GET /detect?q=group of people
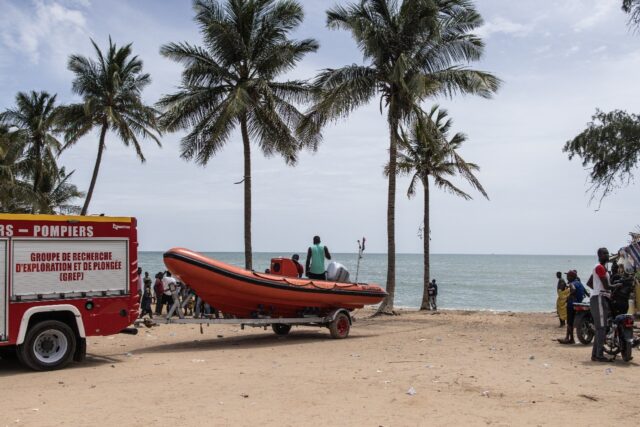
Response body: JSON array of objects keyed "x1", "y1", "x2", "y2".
[
  {"x1": 555, "y1": 247, "x2": 636, "y2": 362},
  {"x1": 555, "y1": 269, "x2": 588, "y2": 344},
  {"x1": 136, "y1": 267, "x2": 216, "y2": 319}
]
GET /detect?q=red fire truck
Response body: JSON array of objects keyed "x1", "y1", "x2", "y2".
[{"x1": 0, "y1": 213, "x2": 140, "y2": 370}]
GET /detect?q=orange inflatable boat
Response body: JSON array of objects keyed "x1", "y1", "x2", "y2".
[{"x1": 163, "y1": 248, "x2": 387, "y2": 318}]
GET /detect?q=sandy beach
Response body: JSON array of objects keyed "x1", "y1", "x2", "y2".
[{"x1": 1, "y1": 309, "x2": 637, "y2": 426}]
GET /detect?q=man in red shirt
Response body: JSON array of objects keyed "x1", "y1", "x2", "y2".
[
  {"x1": 586, "y1": 247, "x2": 613, "y2": 362},
  {"x1": 292, "y1": 254, "x2": 304, "y2": 278}
]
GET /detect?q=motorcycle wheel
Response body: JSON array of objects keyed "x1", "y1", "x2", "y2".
[{"x1": 575, "y1": 314, "x2": 594, "y2": 345}]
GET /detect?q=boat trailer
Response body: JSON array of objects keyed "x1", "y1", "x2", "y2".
[{"x1": 135, "y1": 291, "x2": 354, "y2": 339}]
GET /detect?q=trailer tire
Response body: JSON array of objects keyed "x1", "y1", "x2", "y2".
[
  {"x1": 18, "y1": 320, "x2": 76, "y2": 371},
  {"x1": 329, "y1": 313, "x2": 350, "y2": 339},
  {"x1": 272, "y1": 324, "x2": 292, "y2": 336}
]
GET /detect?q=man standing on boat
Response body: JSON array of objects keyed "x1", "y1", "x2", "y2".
[{"x1": 306, "y1": 236, "x2": 331, "y2": 280}]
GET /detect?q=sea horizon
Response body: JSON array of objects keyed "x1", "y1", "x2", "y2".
[
  {"x1": 140, "y1": 250, "x2": 597, "y2": 257},
  {"x1": 138, "y1": 252, "x2": 597, "y2": 313}
]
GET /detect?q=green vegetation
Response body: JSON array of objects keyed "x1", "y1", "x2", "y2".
[
  {"x1": 395, "y1": 106, "x2": 487, "y2": 309},
  {"x1": 623, "y1": 0, "x2": 640, "y2": 27},
  {"x1": 1, "y1": 1, "x2": 502, "y2": 312},
  {"x1": 158, "y1": 0, "x2": 318, "y2": 270},
  {"x1": 564, "y1": 110, "x2": 640, "y2": 203},
  {"x1": 564, "y1": 2, "x2": 640, "y2": 204},
  {"x1": 0, "y1": 92, "x2": 84, "y2": 214},
  {"x1": 59, "y1": 37, "x2": 161, "y2": 216},
  {"x1": 301, "y1": 0, "x2": 500, "y2": 313}
]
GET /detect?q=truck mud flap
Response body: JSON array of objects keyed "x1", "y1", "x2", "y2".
[{"x1": 74, "y1": 338, "x2": 86, "y2": 362}]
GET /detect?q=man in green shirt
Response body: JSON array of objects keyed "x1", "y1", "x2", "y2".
[{"x1": 305, "y1": 235, "x2": 332, "y2": 280}]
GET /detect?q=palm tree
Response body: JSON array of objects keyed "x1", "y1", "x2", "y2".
[
  {"x1": 0, "y1": 124, "x2": 82, "y2": 214},
  {"x1": 59, "y1": 37, "x2": 161, "y2": 215},
  {"x1": 158, "y1": 0, "x2": 319, "y2": 270},
  {"x1": 300, "y1": 0, "x2": 500, "y2": 313},
  {"x1": 623, "y1": 0, "x2": 640, "y2": 27},
  {"x1": 0, "y1": 125, "x2": 31, "y2": 213},
  {"x1": 0, "y1": 91, "x2": 62, "y2": 200},
  {"x1": 35, "y1": 167, "x2": 85, "y2": 215},
  {"x1": 395, "y1": 106, "x2": 487, "y2": 309}
]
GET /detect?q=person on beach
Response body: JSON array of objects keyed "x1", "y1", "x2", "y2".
[
  {"x1": 154, "y1": 272, "x2": 165, "y2": 315},
  {"x1": 137, "y1": 267, "x2": 143, "y2": 297},
  {"x1": 162, "y1": 271, "x2": 177, "y2": 314},
  {"x1": 558, "y1": 270, "x2": 586, "y2": 344},
  {"x1": 556, "y1": 271, "x2": 568, "y2": 327},
  {"x1": 143, "y1": 271, "x2": 152, "y2": 289},
  {"x1": 194, "y1": 293, "x2": 212, "y2": 319},
  {"x1": 586, "y1": 247, "x2": 614, "y2": 362},
  {"x1": 291, "y1": 254, "x2": 304, "y2": 278},
  {"x1": 139, "y1": 283, "x2": 153, "y2": 319},
  {"x1": 305, "y1": 236, "x2": 331, "y2": 280},
  {"x1": 609, "y1": 262, "x2": 634, "y2": 316},
  {"x1": 427, "y1": 279, "x2": 438, "y2": 310}
]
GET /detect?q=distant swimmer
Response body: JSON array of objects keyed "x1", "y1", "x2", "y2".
[{"x1": 305, "y1": 235, "x2": 331, "y2": 280}]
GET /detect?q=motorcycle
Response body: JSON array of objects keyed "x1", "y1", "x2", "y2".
[
  {"x1": 607, "y1": 314, "x2": 635, "y2": 362},
  {"x1": 573, "y1": 301, "x2": 594, "y2": 345},
  {"x1": 574, "y1": 270, "x2": 633, "y2": 342},
  {"x1": 573, "y1": 302, "x2": 636, "y2": 360}
]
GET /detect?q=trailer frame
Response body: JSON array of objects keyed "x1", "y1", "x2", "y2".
[{"x1": 136, "y1": 289, "x2": 354, "y2": 339}]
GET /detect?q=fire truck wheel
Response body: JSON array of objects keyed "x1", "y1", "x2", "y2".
[{"x1": 19, "y1": 320, "x2": 77, "y2": 371}]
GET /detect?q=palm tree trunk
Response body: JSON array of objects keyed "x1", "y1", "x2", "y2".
[
  {"x1": 31, "y1": 138, "x2": 42, "y2": 213},
  {"x1": 81, "y1": 122, "x2": 108, "y2": 216},
  {"x1": 420, "y1": 176, "x2": 431, "y2": 310},
  {"x1": 377, "y1": 111, "x2": 398, "y2": 314},
  {"x1": 33, "y1": 138, "x2": 42, "y2": 193},
  {"x1": 240, "y1": 114, "x2": 253, "y2": 271}
]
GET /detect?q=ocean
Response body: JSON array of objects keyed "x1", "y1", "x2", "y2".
[{"x1": 139, "y1": 252, "x2": 597, "y2": 312}]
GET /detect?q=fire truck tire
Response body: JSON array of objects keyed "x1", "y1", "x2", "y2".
[{"x1": 19, "y1": 320, "x2": 77, "y2": 371}]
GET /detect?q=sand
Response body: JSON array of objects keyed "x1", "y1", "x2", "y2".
[{"x1": 0, "y1": 309, "x2": 638, "y2": 426}]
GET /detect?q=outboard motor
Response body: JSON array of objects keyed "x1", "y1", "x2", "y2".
[{"x1": 326, "y1": 262, "x2": 350, "y2": 283}]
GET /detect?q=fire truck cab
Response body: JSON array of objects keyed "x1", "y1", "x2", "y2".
[{"x1": 0, "y1": 214, "x2": 140, "y2": 370}]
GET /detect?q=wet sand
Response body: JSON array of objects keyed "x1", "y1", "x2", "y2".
[{"x1": 0, "y1": 309, "x2": 638, "y2": 426}]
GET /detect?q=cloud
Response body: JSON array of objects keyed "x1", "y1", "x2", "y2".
[
  {"x1": 0, "y1": 0, "x2": 90, "y2": 64},
  {"x1": 476, "y1": 17, "x2": 533, "y2": 38},
  {"x1": 565, "y1": 45, "x2": 581, "y2": 56},
  {"x1": 573, "y1": 1, "x2": 617, "y2": 32},
  {"x1": 534, "y1": 44, "x2": 552, "y2": 55},
  {"x1": 592, "y1": 45, "x2": 608, "y2": 54}
]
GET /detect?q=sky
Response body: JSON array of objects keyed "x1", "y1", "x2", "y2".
[{"x1": 1, "y1": 0, "x2": 639, "y2": 255}]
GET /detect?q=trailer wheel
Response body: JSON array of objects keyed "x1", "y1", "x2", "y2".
[
  {"x1": 329, "y1": 313, "x2": 350, "y2": 339},
  {"x1": 18, "y1": 320, "x2": 76, "y2": 371},
  {"x1": 272, "y1": 324, "x2": 292, "y2": 336}
]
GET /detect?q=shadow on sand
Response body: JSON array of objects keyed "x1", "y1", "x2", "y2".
[
  {"x1": 0, "y1": 352, "x2": 123, "y2": 376},
  {"x1": 131, "y1": 329, "x2": 373, "y2": 355}
]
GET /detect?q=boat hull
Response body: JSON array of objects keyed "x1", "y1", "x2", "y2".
[{"x1": 163, "y1": 248, "x2": 387, "y2": 318}]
